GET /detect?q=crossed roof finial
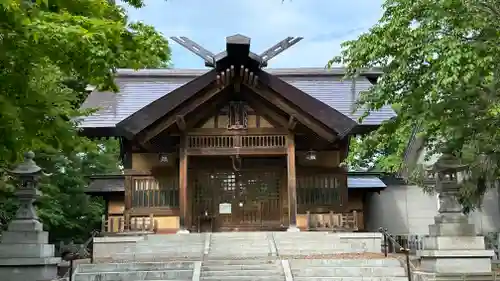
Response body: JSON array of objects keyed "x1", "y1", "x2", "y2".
[{"x1": 170, "y1": 34, "x2": 303, "y2": 68}]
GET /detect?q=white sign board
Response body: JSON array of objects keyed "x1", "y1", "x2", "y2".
[{"x1": 219, "y1": 203, "x2": 232, "y2": 214}]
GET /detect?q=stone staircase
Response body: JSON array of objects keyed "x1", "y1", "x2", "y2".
[
  {"x1": 78, "y1": 232, "x2": 408, "y2": 281},
  {"x1": 72, "y1": 261, "x2": 196, "y2": 281},
  {"x1": 289, "y1": 258, "x2": 407, "y2": 281},
  {"x1": 71, "y1": 258, "x2": 407, "y2": 281},
  {"x1": 273, "y1": 232, "x2": 379, "y2": 256},
  {"x1": 206, "y1": 232, "x2": 273, "y2": 259},
  {"x1": 200, "y1": 259, "x2": 285, "y2": 281},
  {"x1": 113, "y1": 234, "x2": 205, "y2": 262}
]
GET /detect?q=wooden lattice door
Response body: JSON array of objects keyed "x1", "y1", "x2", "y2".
[
  {"x1": 192, "y1": 168, "x2": 282, "y2": 231},
  {"x1": 238, "y1": 169, "x2": 282, "y2": 230},
  {"x1": 192, "y1": 170, "x2": 238, "y2": 231}
]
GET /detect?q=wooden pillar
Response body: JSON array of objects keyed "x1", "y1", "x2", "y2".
[
  {"x1": 178, "y1": 135, "x2": 189, "y2": 233},
  {"x1": 286, "y1": 133, "x2": 299, "y2": 231},
  {"x1": 124, "y1": 174, "x2": 132, "y2": 230}
]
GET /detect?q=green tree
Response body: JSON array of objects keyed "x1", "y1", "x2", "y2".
[
  {"x1": 0, "y1": 0, "x2": 171, "y2": 242},
  {"x1": 333, "y1": 0, "x2": 500, "y2": 210}
]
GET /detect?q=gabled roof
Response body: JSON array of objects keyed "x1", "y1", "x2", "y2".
[{"x1": 79, "y1": 68, "x2": 395, "y2": 133}]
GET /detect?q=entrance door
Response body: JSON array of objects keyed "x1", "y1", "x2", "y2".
[
  {"x1": 192, "y1": 168, "x2": 282, "y2": 232},
  {"x1": 238, "y1": 170, "x2": 282, "y2": 230}
]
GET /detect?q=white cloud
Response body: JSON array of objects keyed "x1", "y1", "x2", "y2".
[{"x1": 122, "y1": 0, "x2": 384, "y2": 68}]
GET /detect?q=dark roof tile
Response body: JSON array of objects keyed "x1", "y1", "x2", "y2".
[
  {"x1": 86, "y1": 175, "x2": 125, "y2": 193},
  {"x1": 78, "y1": 68, "x2": 395, "y2": 129}
]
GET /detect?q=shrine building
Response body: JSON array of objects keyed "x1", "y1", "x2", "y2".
[{"x1": 80, "y1": 35, "x2": 395, "y2": 234}]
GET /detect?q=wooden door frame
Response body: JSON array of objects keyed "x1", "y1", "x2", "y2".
[{"x1": 188, "y1": 157, "x2": 284, "y2": 232}]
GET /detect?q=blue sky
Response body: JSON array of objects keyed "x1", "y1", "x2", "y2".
[{"x1": 124, "y1": 0, "x2": 384, "y2": 69}]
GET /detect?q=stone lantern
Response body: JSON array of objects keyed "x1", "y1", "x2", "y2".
[
  {"x1": 0, "y1": 151, "x2": 61, "y2": 281},
  {"x1": 433, "y1": 153, "x2": 467, "y2": 221},
  {"x1": 6, "y1": 151, "x2": 46, "y2": 230},
  {"x1": 418, "y1": 153, "x2": 494, "y2": 274}
]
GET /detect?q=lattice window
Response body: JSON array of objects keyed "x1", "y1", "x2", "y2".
[
  {"x1": 239, "y1": 171, "x2": 281, "y2": 200},
  {"x1": 131, "y1": 176, "x2": 179, "y2": 208},
  {"x1": 227, "y1": 101, "x2": 248, "y2": 129},
  {"x1": 297, "y1": 174, "x2": 341, "y2": 205}
]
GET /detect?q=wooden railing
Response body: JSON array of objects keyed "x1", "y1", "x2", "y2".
[
  {"x1": 101, "y1": 214, "x2": 158, "y2": 234},
  {"x1": 306, "y1": 210, "x2": 359, "y2": 231},
  {"x1": 130, "y1": 176, "x2": 179, "y2": 208},
  {"x1": 187, "y1": 135, "x2": 286, "y2": 149}
]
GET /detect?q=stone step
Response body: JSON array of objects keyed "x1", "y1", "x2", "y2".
[
  {"x1": 289, "y1": 258, "x2": 401, "y2": 267},
  {"x1": 73, "y1": 270, "x2": 193, "y2": 281},
  {"x1": 142, "y1": 241, "x2": 205, "y2": 243},
  {"x1": 202, "y1": 264, "x2": 279, "y2": 271},
  {"x1": 76, "y1": 262, "x2": 194, "y2": 273},
  {"x1": 203, "y1": 259, "x2": 280, "y2": 266},
  {"x1": 210, "y1": 242, "x2": 268, "y2": 245},
  {"x1": 207, "y1": 252, "x2": 271, "y2": 256},
  {"x1": 131, "y1": 247, "x2": 204, "y2": 252},
  {"x1": 146, "y1": 234, "x2": 205, "y2": 239},
  {"x1": 208, "y1": 249, "x2": 270, "y2": 253},
  {"x1": 140, "y1": 242, "x2": 204, "y2": 246},
  {"x1": 291, "y1": 266, "x2": 406, "y2": 277},
  {"x1": 200, "y1": 277, "x2": 285, "y2": 281},
  {"x1": 277, "y1": 246, "x2": 353, "y2": 249},
  {"x1": 110, "y1": 253, "x2": 202, "y2": 262},
  {"x1": 278, "y1": 250, "x2": 372, "y2": 256},
  {"x1": 202, "y1": 269, "x2": 284, "y2": 277},
  {"x1": 293, "y1": 277, "x2": 408, "y2": 281},
  {"x1": 115, "y1": 251, "x2": 203, "y2": 255}
]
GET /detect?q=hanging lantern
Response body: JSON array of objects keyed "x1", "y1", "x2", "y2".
[
  {"x1": 159, "y1": 153, "x2": 169, "y2": 163},
  {"x1": 305, "y1": 149, "x2": 317, "y2": 161}
]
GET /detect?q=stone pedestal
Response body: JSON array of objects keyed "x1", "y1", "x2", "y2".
[
  {"x1": 417, "y1": 214, "x2": 493, "y2": 273},
  {"x1": 0, "y1": 219, "x2": 61, "y2": 281}
]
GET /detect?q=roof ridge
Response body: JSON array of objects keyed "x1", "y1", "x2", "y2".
[{"x1": 115, "y1": 67, "x2": 383, "y2": 77}]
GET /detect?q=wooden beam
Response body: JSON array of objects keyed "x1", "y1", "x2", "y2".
[
  {"x1": 139, "y1": 85, "x2": 224, "y2": 144},
  {"x1": 187, "y1": 147, "x2": 287, "y2": 156},
  {"x1": 178, "y1": 135, "x2": 188, "y2": 232},
  {"x1": 128, "y1": 207, "x2": 179, "y2": 216},
  {"x1": 176, "y1": 115, "x2": 186, "y2": 131},
  {"x1": 188, "y1": 128, "x2": 287, "y2": 136},
  {"x1": 249, "y1": 85, "x2": 337, "y2": 142},
  {"x1": 242, "y1": 91, "x2": 290, "y2": 128},
  {"x1": 184, "y1": 92, "x2": 231, "y2": 129},
  {"x1": 259, "y1": 37, "x2": 303, "y2": 66},
  {"x1": 288, "y1": 115, "x2": 297, "y2": 130},
  {"x1": 170, "y1": 36, "x2": 215, "y2": 67},
  {"x1": 286, "y1": 133, "x2": 298, "y2": 230}
]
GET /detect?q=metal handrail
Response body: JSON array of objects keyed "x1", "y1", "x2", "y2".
[
  {"x1": 62, "y1": 229, "x2": 100, "y2": 281},
  {"x1": 379, "y1": 227, "x2": 412, "y2": 281}
]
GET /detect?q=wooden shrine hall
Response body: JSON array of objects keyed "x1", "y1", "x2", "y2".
[{"x1": 80, "y1": 35, "x2": 395, "y2": 234}]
